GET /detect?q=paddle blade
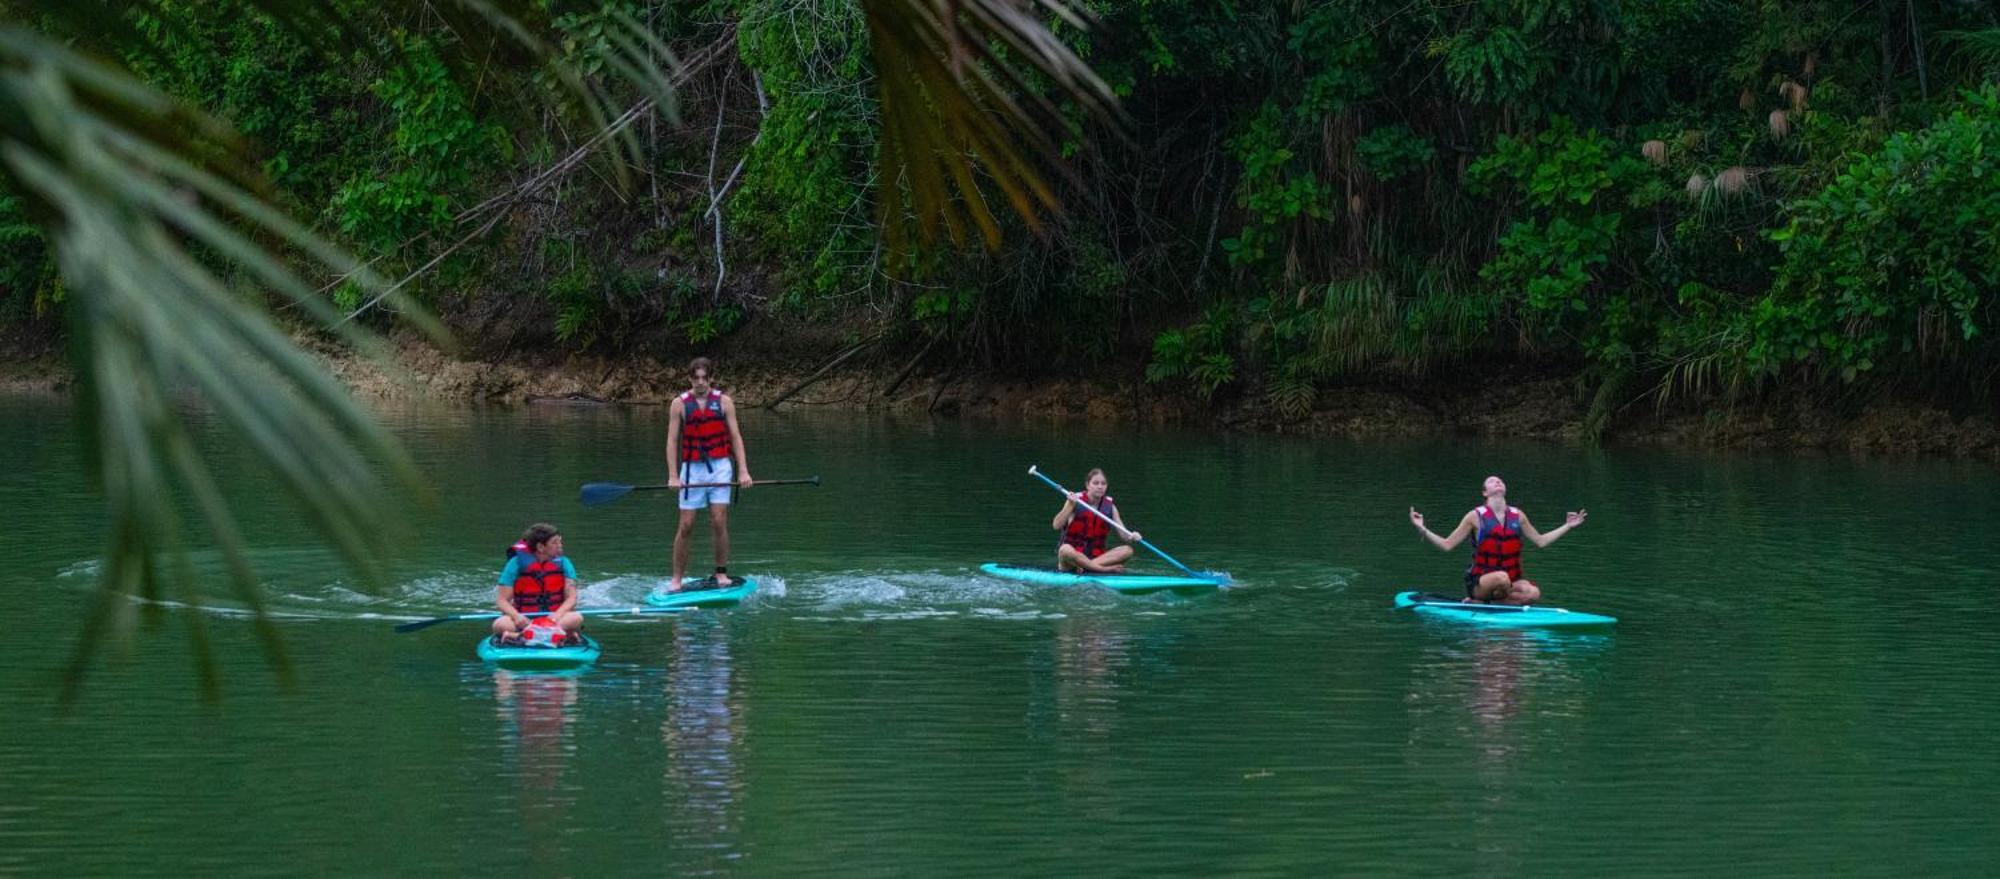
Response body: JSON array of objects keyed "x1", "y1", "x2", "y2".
[
  {"x1": 579, "y1": 482, "x2": 637, "y2": 507},
  {"x1": 393, "y1": 617, "x2": 449, "y2": 633}
]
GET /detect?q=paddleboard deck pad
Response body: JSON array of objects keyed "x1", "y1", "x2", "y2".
[
  {"x1": 646, "y1": 576, "x2": 760, "y2": 609},
  {"x1": 980, "y1": 563, "x2": 1223, "y2": 596},
  {"x1": 476, "y1": 634, "x2": 604, "y2": 667},
  {"x1": 1394, "y1": 591, "x2": 1616, "y2": 628}
]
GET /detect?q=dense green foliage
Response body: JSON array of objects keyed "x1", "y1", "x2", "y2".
[{"x1": 5, "y1": 0, "x2": 1999, "y2": 416}]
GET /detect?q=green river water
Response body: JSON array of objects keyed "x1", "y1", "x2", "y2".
[{"x1": 3, "y1": 397, "x2": 1998, "y2": 875}]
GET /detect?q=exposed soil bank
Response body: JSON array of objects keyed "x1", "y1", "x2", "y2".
[{"x1": 5, "y1": 333, "x2": 1997, "y2": 460}]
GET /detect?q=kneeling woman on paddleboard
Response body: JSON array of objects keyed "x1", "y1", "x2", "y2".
[
  {"x1": 1053, "y1": 469, "x2": 1143, "y2": 573},
  {"x1": 493, "y1": 523, "x2": 584, "y2": 645},
  {"x1": 1408, "y1": 475, "x2": 1586, "y2": 604}
]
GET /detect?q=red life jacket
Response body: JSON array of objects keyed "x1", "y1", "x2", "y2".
[
  {"x1": 505, "y1": 546, "x2": 569, "y2": 613},
  {"x1": 1062, "y1": 493, "x2": 1116, "y2": 557},
  {"x1": 1468, "y1": 505, "x2": 1524, "y2": 581},
  {"x1": 678, "y1": 390, "x2": 733, "y2": 463}
]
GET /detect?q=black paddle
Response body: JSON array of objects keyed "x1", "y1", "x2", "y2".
[
  {"x1": 393, "y1": 606, "x2": 689, "y2": 633},
  {"x1": 579, "y1": 476, "x2": 821, "y2": 507}
]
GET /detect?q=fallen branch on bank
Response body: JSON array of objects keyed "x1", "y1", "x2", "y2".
[
  {"x1": 762, "y1": 330, "x2": 888, "y2": 409},
  {"x1": 881, "y1": 333, "x2": 941, "y2": 399}
]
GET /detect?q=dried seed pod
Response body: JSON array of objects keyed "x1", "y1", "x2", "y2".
[
  {"x1": 1739, "y1": 87, "x2": 1756, "y2": 110},
  {"x1": 1686, "y1": 173, "x2": 1709, "y2": 199},
  {"x1": 1715, "y1": 166, "x2": 1750, "y2": 196},
  {"x1": 1642, "y1": 139, "x2": 1669, "y2": 165},
  {"x1": 1779, "y1": 80, "x2": 1808, "y2": 110},
  {"x1": 1348, "y1": 193, "x2": 1364, "y2": 217},
  {"x1": 1768, "y1": 109, "x2": 1791, "y2": 140}
]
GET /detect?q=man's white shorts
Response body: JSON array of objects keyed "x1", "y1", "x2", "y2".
[{"x1": 678, "y1": 458, "x2": 735, "y2": 510}]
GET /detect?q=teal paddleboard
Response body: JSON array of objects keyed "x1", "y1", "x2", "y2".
[
  {"x1": 1394, "y1": 591, "x2": 1616, "y2": 628},
  {"x1": 646, "y1": 576, "x2": 759, "y2": 609},
  {"x1": 979, "y1": 563, "x2": 1223, "y2": 596},
  {"x1": 476, "y1": 634, "x2": 603, "y2": 667}
]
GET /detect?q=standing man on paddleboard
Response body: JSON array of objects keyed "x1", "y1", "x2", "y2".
[
  {"x1": 1408, "y1": 475, "x2": 1586, "y2": 604},
  {"x1": 665, "y1": 357, "x2": 753, "y2": 592},
  {"x1": 1054, "y1": 468, "x2": 1142, "y2": 573}
]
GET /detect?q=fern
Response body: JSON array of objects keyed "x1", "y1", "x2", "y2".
[
  {"x1": 1267, "y1": 370, "x2": 1316, "y2": 419},
  {"x1": 1191, "y1": 352, "x2": 1237, "y2": 400},
  {"x1": 555, "y1": 302, "x2": 594, "y2": 344},
  {"x1": 1442, "y1": 26, "x2": 1543, "y2": 105},
  {"x1": 1649, "y1": 334, "x2": 1747, "y2": 411},
  {"x1": 1146, "y1": 329, "x2": 1190, "y2": 383},
  {"x1": 1940, "y1": 29, "x2": 2000, "y2": 79}
]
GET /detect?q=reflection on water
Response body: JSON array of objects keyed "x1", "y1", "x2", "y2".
[
  {"x1": 1467, "y1": 635, "x2": 1528, "y2": 755},
  {"x1": 1051, "y1": 617, "x2": 1129, "y2": 742},
  {"x1": 1398, "y1": 628, "x2": 1619, "y2": 868},
  {"x1": 493, "y1": 670, "x2": 580, "y2": 778},
  {"x1": 661, "y1": 617, "x2": 744, "y2": 872},
  {"x1": 487, "y1": 668, "x2": 582, "y2": 874},
  {"x1": 1405, "y1": 628, "x2": 1617, "y2": 764}
]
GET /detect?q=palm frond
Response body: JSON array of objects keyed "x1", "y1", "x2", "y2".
[
  {"x1": 1649, "y1": 332, "x2": 1747, "y2": 411},
  {"x1": 0, "y1": 28, "x2": 431, "y2": 697},
  {"x1": 863, "y1": 0, "x2": 1120, "y2": 253},
  {"x1": 1939, "y1": 29, "x2": 2000, "y2": 80}
]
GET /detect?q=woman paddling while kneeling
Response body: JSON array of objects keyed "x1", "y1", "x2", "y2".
[
  {"x1": 1408, "y1": 475, "x2": 1586, "y2": 604},
  {"x1": 1054, "y1": 469, "x2": 1143, "y2": 573},
  {"x1": 492, "y1": 523, "x2": 584, "y2": 646}
]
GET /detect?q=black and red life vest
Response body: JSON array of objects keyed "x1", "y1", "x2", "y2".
[
  {"x1": 1062, "y1": 493, "x2": 1116, "y2": 557},
  {"x1": 504, "y1": 542, "x2": 569, "y2": 613},
  {"x1": 1467, "y1": 505, "x2": 1524, "y2": 581},
  {"x1": 678, "y1": 390, "x2": 733, "y2": 463}
]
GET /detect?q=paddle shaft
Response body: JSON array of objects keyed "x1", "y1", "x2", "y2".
[
  {"x1": 394, "y1": 606, "x2": 685, "y2": 633},
  {"x1": 578, "y1": 476, "x2": 820, "y2": 507},
  {"x1": 1027, "y1": 466, "x2": 1212, "y2": 581},
  {"x1": 642, "y1": 478, "x2": 819, "y2": 490}
]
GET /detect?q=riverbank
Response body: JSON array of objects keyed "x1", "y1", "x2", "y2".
[{"x1": 5, "y1": 331, "x2": 1997, "y2": 459}]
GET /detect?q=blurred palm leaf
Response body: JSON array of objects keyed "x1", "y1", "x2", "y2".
[
  {"x1": 0, "y1": 28, "x2": 425, "y2": 699},
  {"x1": 865, "y1": 0, "x2": 1119, "y2": 252}
]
